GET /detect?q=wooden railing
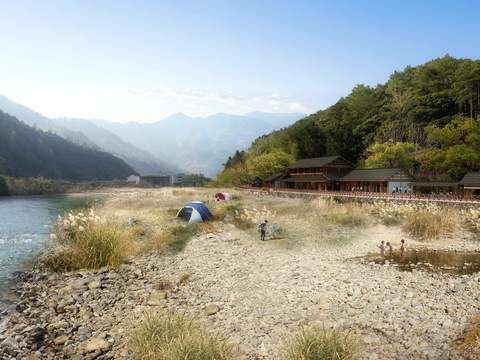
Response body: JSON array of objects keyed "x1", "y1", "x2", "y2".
[{"x1": 236, "y1": 186, "x2": 480, "y2": 205}]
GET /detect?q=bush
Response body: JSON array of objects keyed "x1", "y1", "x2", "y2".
[
  {"x1": 403, "y1": 209, "x2": 458, "y2": 239},
  {"x1": 278, "y1": 325, "x2": 357, "y2": 360},
  {"x1": 129, "y1": 311, "x2": 236, "y2": 360}
]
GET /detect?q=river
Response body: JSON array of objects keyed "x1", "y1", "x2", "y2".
[{"x1": 0, "y1": 195, "x2": 90, "y2": 309}]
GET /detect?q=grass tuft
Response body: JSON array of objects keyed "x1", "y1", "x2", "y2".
[
  {"x1": 165, "y1": 225, "x2": 199, "y2": 253},
  {"x1": 278, "y1": 325, "x2": 357, "y2": 360},
  {"x1": 43, "y1": 222, "x2": 132, "y2": 271},
  {"x1": 129, "y1": 311, "x2": 236, "y2": 360},
  {"x1": 403, "y1": 209, "x2": 458, "y2": 239}
]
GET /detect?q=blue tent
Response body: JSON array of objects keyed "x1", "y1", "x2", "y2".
[{"x1": 177, "y1": 201, "x2": 213, "y2": 224}]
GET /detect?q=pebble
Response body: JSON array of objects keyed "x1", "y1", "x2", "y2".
[{"x1": 1, "y1": 218, "x2": 480, "y2": 360}]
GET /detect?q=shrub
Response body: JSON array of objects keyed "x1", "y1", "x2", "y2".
[
  {"x1": 129, "y1": 311, "x2": 236, "y2": 360},
  {"x1": 403, "y1": 209, "x2": 458, "y2": 239},
  {"x1": 278, "y1": 325, "x2": 357, "y2": 360}
]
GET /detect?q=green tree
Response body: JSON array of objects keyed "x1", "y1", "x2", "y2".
[
  {"x1": 364, "y1": 141, "x2": 417, "y2": 170},
  {"x1": 454, "y1": 60, "x2": 480, "y2": 119},
  {"x1": 247, "y1": 151, "x2": 294, "y2": 179}
]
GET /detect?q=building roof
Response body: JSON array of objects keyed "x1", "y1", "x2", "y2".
[
  {"x1": 339, "y1": 168, "x2": 411, "y2": 182},
  {"x1": 283, "y1": 175, "x2": 329, "y2": 183},
  {"x1": 264, "y1": 172, "x2": 284, "y2": 182},
  {"x1": 288, "y1": 156, "x2": 350, "y2": 169},
  {"x1": 461, "y1": 172, "x2": 480, "y2": 187}
]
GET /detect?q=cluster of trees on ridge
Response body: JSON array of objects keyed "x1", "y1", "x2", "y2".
[
  {"x1": 216, "y1": 56, "x2": 480, "y2": 185},
  {"x1": 0, "y1": 110, "x2": 136, "y2": 182}
]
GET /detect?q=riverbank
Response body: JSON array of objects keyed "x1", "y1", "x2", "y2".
[{"x1": 1, "y1": 188, "x2": 480, "y2": 359}]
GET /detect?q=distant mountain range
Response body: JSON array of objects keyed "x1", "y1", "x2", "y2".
[
  {"x1": 0, "y1": 110, "x2": 135, "y2": 180},
  {"x1": 94, "y1": 112, "x2": 304, "y2": 176},
  {"x1": 0, "y1": 95, "x2": 179, "y2": 176},
  {"x1": 0, "y1": 94, "x2": 304, "y2": 177}
]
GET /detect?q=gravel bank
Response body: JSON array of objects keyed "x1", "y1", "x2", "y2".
[{"x1": 1, "y1": 223, "x2": 479, "y2": 359}]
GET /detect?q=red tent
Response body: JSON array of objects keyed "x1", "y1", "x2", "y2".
[{"x1": 215, "y1": 192, "x2": 230, "y2": 201}]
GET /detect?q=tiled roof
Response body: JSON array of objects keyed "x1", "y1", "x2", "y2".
[
  {"x1": 264, "y1": 172, "x2": 284, "y2": 182},
  {"x1": 339, "y1": 168, "x2": 411, "y2": 182},
  {"x1": 461, "y1": 172, "x2": 480, "y2": 187},
  {"x1": 288, "y1": 156, "x2": 348, "y2": 169}
]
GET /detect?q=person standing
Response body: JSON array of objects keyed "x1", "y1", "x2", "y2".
[
  {"x1": 400, "y1": 239, "x2": 406, "y2": 256},
  {"x1": 386, "y1": 242, "x2": 393, "y2": 257},
  {"x1": 259, "y1": 220, "x2": 268, "y2": 241},
  {"x1": 378, "y1": 240, "x2": 385, "y2": 257}
]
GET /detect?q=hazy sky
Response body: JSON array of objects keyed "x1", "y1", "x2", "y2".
[{"x1": 1, "y1": 0, "x2": 480, "y2": 123}]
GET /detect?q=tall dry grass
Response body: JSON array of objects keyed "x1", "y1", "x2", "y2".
[
  {"x1": 129, "y1": 311, "x2": 236, "y2": 360},
  {"x1": 403, "y1": 209, "x2": 459, "y2": 239},
  {"x1": 43, "y1": 210, "x2": 133, "y2": 271},
  {"x1": 278, "y1": 325, "x2": 357, "y2": 360},
  {"x1": 44, "y1": 223, "x2": 132, "y2": 271}
]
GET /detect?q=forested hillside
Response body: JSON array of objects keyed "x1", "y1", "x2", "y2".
[
  {"x1": 0, "y1": 111, "x2": 135, "y2": 181},
  {"x1": 217, "y1": 56, "x2": 480, "y2": 185}
]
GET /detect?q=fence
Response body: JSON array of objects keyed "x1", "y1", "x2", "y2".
[{"x1": 237, "y1": 186, "x2": 480, "y2": 205}]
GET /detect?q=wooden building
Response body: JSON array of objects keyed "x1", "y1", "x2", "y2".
[
  {"x1": 461, "y1": 172, "x2": 480, "y2": 197},
  {"x1": 338, "y1": 168, "x2": 413, "y2": 193},
  {"x1": 281, "y1": 156, "x2": 353, "y2": 190},
  {"x1": 263, "y1": 172, "x2": 284, "y2": 188}
]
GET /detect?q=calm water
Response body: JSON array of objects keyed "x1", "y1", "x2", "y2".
[{"x1": 0, "y1": 195, "x2": 90, "y2": 307}]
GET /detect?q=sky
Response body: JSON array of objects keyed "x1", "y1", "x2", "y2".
[{"x1": 1, "y1": 0, "x2": 480, "y2": 123}]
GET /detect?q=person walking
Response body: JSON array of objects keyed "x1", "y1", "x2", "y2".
[{"x1": 259, "y1": 220, "x2": 268, "y2": 241}]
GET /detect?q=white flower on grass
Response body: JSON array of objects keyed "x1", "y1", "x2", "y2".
[{"x1": 78, "y1": 226, "x2": 85, "y2": 232}]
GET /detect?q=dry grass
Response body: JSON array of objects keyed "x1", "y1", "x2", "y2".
[
  {"x1": 44, "y1": 188, "x2": 474, "y2": 272},
  {"x1": 43, "y1": 221, "x2": 133, "y2": 271},
  {"x1": 403, "y1": 209, "x2": 459, "y2": 239},
  {"x1": 129, "y1": 311, "x2": 237, "y2": 360},
  {"x1": 278, "y1": 325, "x2": 357, "y2": 360},
  {"x1": 165, "y1": 225, "x2": 200, "y2": 254}
]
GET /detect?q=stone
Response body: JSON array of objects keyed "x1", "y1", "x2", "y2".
[
  {"x1": 84, "y1": 337, "x2": 110, "y2": 353},
  {"x1": 88, "y1": 280, "x2": 101, "y2": 290},
  {"x1": 205, "y1": 304, "x2": 220, "y2": 316},
  {"x1": 53, "y1": 334, "x2": 68, "y2": 345}
]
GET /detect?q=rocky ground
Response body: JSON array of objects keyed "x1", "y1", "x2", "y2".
[{"x1": 1, "y1": 221, "x2": 480, "y2": 359}]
